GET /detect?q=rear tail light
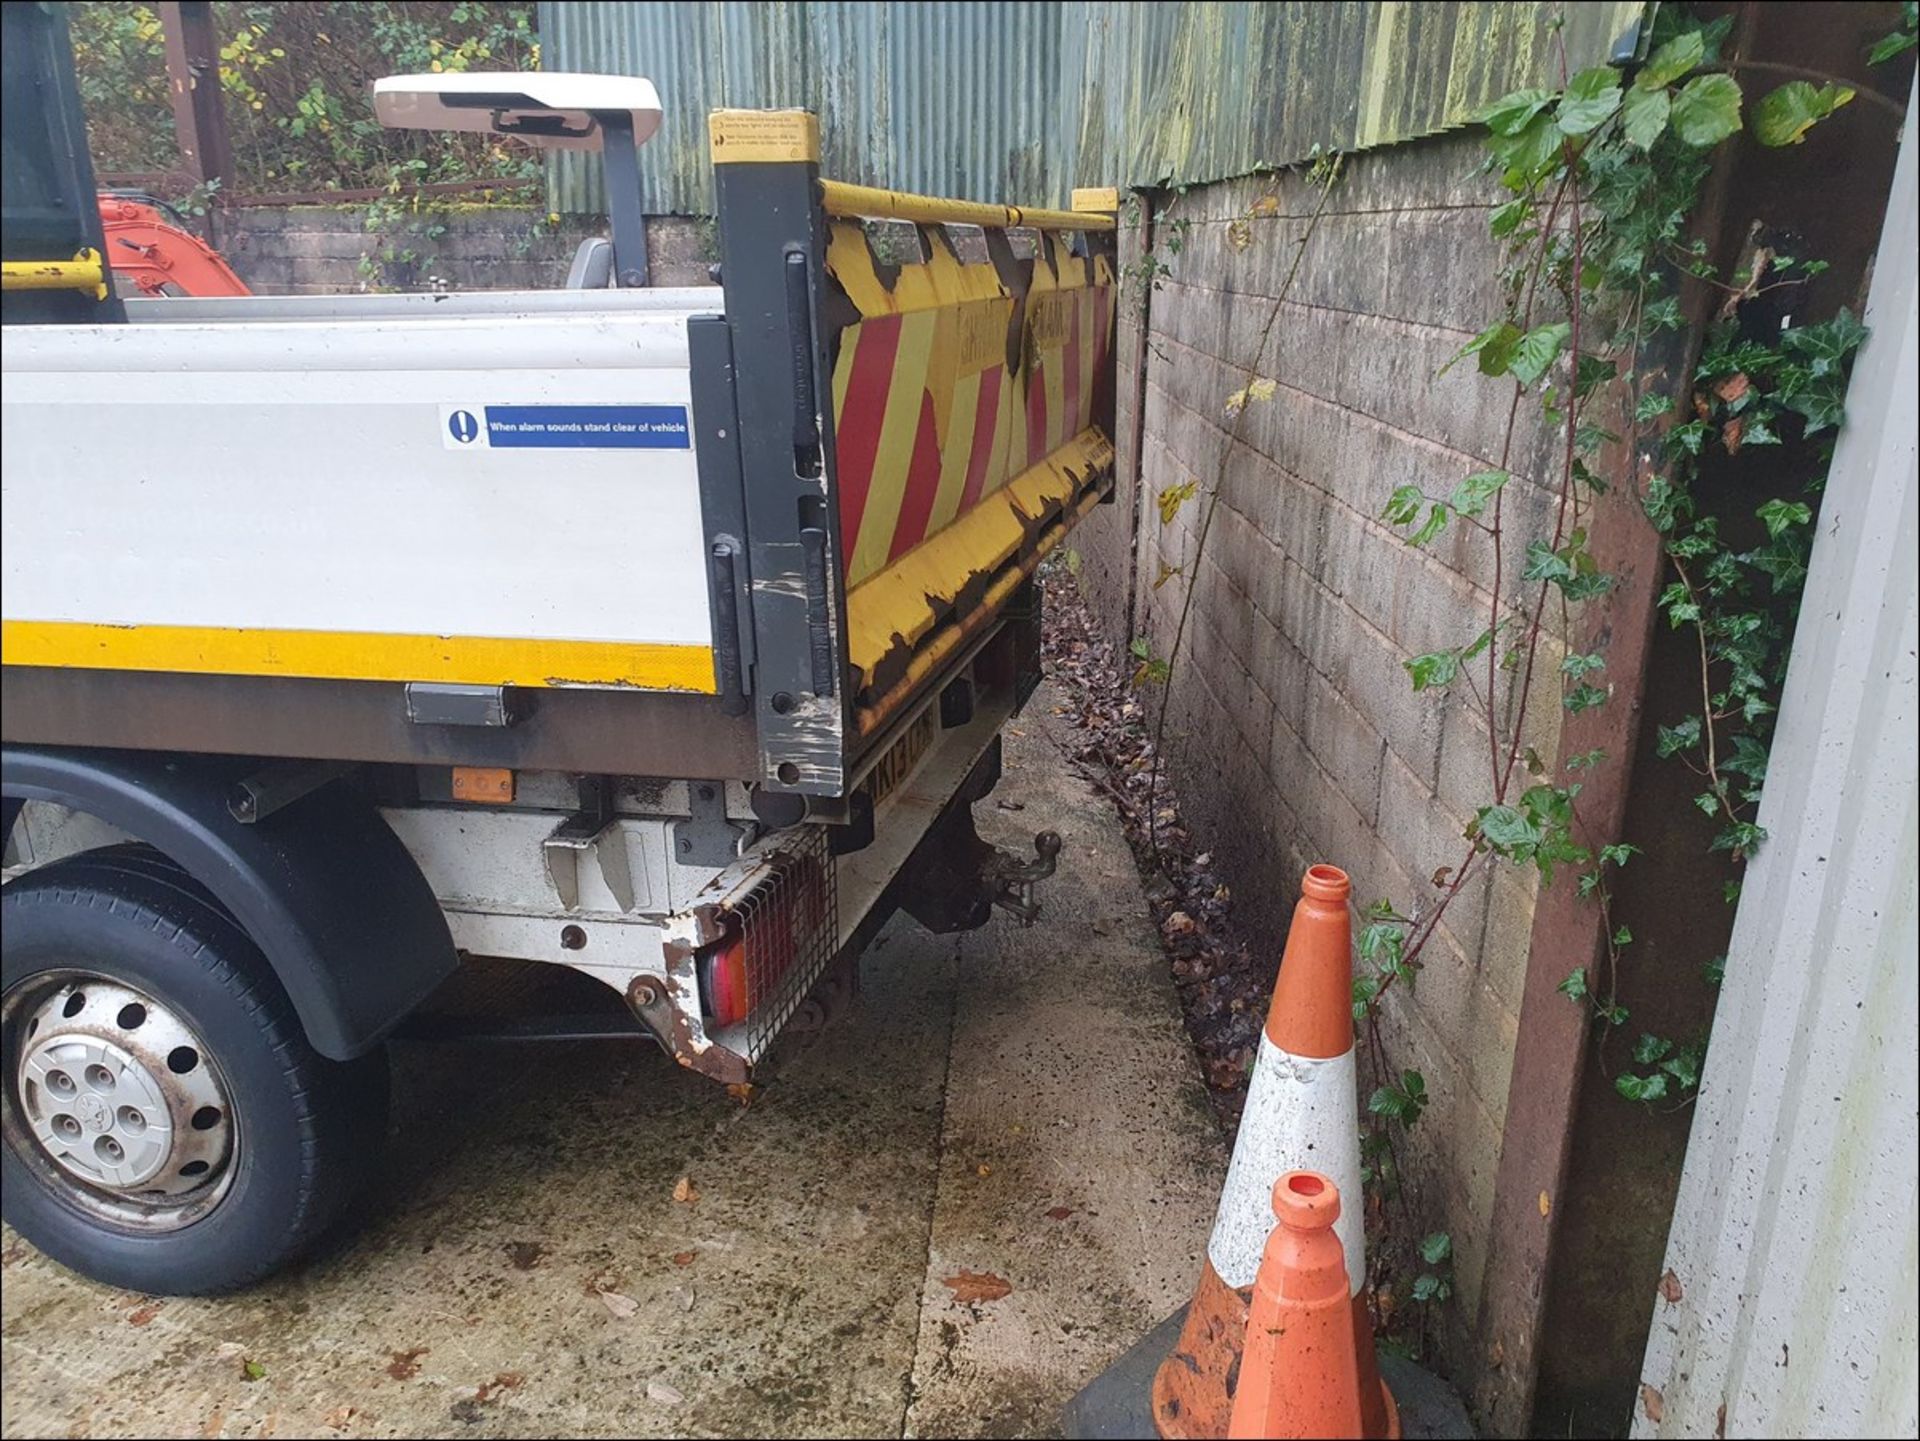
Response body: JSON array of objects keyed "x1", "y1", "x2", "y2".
[{"x1": 697, "y1": 933, "x2": 751, "y2": 1027}]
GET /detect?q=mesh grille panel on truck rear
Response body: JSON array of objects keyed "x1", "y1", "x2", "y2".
[{"x1": 736, "y1": 825, "x2": 837, "y2": 1063}]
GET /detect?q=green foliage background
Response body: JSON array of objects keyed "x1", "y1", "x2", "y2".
[{"x1": 69, "y1": 2, "x2": 540, "y2": 192}]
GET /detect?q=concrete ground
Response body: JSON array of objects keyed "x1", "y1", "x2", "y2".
[{"x1": 0, "y1": 686, "x2": 1225, "y2": 1440}]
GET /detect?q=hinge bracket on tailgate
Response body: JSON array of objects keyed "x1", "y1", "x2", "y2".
[{"x1": 708, "y1": 111, "x2": 851, "y2": 799}]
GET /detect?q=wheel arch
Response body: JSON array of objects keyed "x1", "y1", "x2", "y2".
[{"x1": 2, "y1": 746, "x2": 456, "y2": 1060}]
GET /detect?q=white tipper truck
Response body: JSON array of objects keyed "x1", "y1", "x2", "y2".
[{"x1": 1, "y1": 9, "x2": 1118, "y2": 1294}]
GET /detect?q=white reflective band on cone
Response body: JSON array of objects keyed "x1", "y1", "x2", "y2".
[{"x1": 1205, "y1": 1035, "x2": 1364, "y2": 1293}]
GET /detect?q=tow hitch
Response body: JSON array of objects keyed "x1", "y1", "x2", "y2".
[{"x1": 986, "y1": 831, "x2": 1063, "y2": 925}]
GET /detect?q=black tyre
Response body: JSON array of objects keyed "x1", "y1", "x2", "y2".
[{"x1": 1, "y1": 844, "x2": 388, "y2": 1294}]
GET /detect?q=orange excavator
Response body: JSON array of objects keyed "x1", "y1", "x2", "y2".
[{"x1": 95, "y1": 191, "x2": 249, "y2": 296}]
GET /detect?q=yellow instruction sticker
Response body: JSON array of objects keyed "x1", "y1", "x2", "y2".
[
  {"x1": 709, "y1": 110, "x2": 821, "y2": 165},
  {"x1": 954, "y1": 299, "x2": 1013, "y2": 377},
  {"x1": 1027, "y1": 292, "x2": 1074, "y2": 351}
]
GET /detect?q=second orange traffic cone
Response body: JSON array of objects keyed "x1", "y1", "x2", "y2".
[
  {"x1": 1228, "y1": 1170, "x2": 1391, "y2": 1439},
  {"x1": 1151, "y1": 863, "x2": 1394, "y2": 1438}
]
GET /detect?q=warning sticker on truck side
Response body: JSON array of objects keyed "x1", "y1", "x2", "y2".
[{"x1": 439, "y1": 404, "x2": 691, "y2": 451}]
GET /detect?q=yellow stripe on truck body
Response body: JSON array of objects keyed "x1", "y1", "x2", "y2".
[{"x1": 1, "y1": 622, "x2": 716, "y2": 692}]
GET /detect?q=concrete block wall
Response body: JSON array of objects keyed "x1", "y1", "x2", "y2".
[
  {"x1": 1113, "y1": 131, "x2": 1569, "y2": 1360},
  {"x1": 214, "y1": 208, "x2": 715, "y2": 294}
]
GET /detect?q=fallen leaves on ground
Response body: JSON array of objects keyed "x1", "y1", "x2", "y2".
[
  {"x1": 597, "y1": 1288, "x2": 640, "y2": 1320},
  {"x1": 1037, "y1": 568, "x2": 1269, "y2": 1134},
  {"x1": 473, "y1": 1373, "x2": 523, "y2": 1404},
  {"x1": 386, "y1": 1348, "x2": 428, "y2": 1381},
  {"x1": 322, "y1": 1405, "x2": 357, "y2": 1430},
  {"x1": 240, "y1": 1359, "x2": 267, "y2": 1382},
  {"x1": 725, "y1": 1083, "x2": 757, "y2": 1107},
  {"x1": 504, "y1": 1240, "x2": 544, "y2": 1270},
  {"x1": 1659, "y1": 1269, "x2": 1684, "y2": 1303},
  {"x1": 1044, "y1": 1206, "x2": 1076, "y2": 1221},
  {"x1": 672, "y1": 1250, "x2": 698, "y2": 1267},
  {"x1": 672, "y1": 1176, "x2": 699, "y2": 1205},
  {"x1": 646, "y1": 1380, "x2": 685, "y2": 1406},
  {"x1": 975, "y1": 1163, "x2": 993, "y2": 1177},
  {"x1": 126, "y1": 1300, "x2": 165, "y2": 1326},
  {"x1": 942, "y1": 1269, "x2": 1013, "y2": 1304}
]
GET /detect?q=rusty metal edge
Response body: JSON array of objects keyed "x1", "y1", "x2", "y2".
[{"x1": 1468, "y1": 9, "x2": 1757, "y2": 1431}]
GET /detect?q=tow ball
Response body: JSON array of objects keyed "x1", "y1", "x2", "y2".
[{"x1": 987, "y1": 830, "x2": 1063, "y2": 926}]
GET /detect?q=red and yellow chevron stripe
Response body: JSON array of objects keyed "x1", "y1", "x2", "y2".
[{"x1": 826, "y1": 221, "x2": 1115, "y2": 592}]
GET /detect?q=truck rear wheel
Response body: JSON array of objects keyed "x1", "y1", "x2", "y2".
[{"x1": 1, "y1": 845, "x2": 388, "y2": 1294}]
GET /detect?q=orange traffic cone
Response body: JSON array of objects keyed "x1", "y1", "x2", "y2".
[
  {"x1": 1228, "y1": 1171, "x2": 1394, "y2": 1439},
  {"x1": 1152, "y1": 864, "x2": 1394, "y2": 1439}
]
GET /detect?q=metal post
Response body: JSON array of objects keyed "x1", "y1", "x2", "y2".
[
  {"x1": 157, "y1": 2, "x2": 233, "y2": 237},
  {"x1": 598, "y1": 111, "x2": 650, "y2": 288},
  {"x1": 158, "y1": 3, "x2": 233, "y2": 189}
]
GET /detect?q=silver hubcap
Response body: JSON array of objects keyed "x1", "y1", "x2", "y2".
[{"x1": 5, "y1": 975, "x2": 235, "y2": 1229}]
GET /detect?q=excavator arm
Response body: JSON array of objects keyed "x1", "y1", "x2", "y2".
[{"x1": 96, "y1": 193, "x2": 249, "y2": 297}]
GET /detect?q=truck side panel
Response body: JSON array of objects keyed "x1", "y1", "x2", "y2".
[{"x1": 1, "y1": 310, "x2": 717, "y2": 693}]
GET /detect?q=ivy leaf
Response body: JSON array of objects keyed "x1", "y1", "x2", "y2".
[
  {"x1": 1621, "y1": 84, "x2": 1672, "y2": 149},
  {"x1": 1419, "y1": 1232, "x2": 1454, "y2": 1265},
  {"x1": 1510, "y1": 322, "x2": 1572, "y2": 387},
  {"x1": 1600, "y1": 842, "x2": 1642, "y2": 867},
  {"x1": 1449, "y1": 469, "x2": 1510, "y2": 518},
  {"x1": 1638, "y1": 31, "x2": 1706, "y2": 89},
  {"x1": 1779, "y1": 308, "x2": 1868, "y2": 375},
  {"x1": 1644, "y1": 295, "x2": 1685, "y2": 331},
  {"x1": 1633, "y1": 1033, "x2": 1673, "y2": 1065},
  {"x1": 1412, "y1": 1274, "x2": 1449, "y2": 1303},
  {"x1": 1656, "y1": 715, "x2": 1702, "y2": 757},
  {"x1": 1564, "y1": 683, "x2": 1608, "y2": 712},
  {"x1": 1482, "y1": 88, "x2": 1558, "y2": 136},
  {"x1": 1671, "y1": 73, "x2": 1743, "y2": 147},
  {"x1": 1558, "y1": 967, "x2": 1589, "y2": 1001},
  {"x1": 1635, "y1": 390, "x2": 1676, "y2": 423},
  {"x1": 1523, "y1": 540, "x2": 1574, "y2": 585},
  {"x1": 1661, "y1": 1046, "x2": 1704, "y2": 1090},
  {"x1": 1561, "y1": 652, "x2": 1606, "y2": 678},
  {"x1": 1613, "y1": 924, "x2": 1635, "y2": 947},
  {"x1": 1557, "y1": 66, "x2": 1623, "y2": 135},
  {"x1": 1751, "y1": 81, "x2": 1855, "y2": 147},
  {"x1": 1756, "y1": 498, "x2": 1812, "y2": 538},
  {"x1": 1405, "y1": 650, "x2": 1461, "y2": 691},
  {"x1": 1616, "y1": 1072, "x2": 1669, "y2": 1103}
]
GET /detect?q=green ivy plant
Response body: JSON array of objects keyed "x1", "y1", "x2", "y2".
[{"x1": 1368, "y1": 6, "x2": 1878, "y2": 1114}]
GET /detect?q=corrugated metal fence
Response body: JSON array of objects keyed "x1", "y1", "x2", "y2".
[
  {"x1": 539, "y1": 0, "x2": 1643, "y2": 215},
  {"x1": 1631, "y1": 84, "x2": 1919, "y2": 1441}
]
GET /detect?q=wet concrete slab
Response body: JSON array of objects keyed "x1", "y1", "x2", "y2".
[{"x1": 1, "y1": 686, "x2": 1223, "y2": 1439}]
